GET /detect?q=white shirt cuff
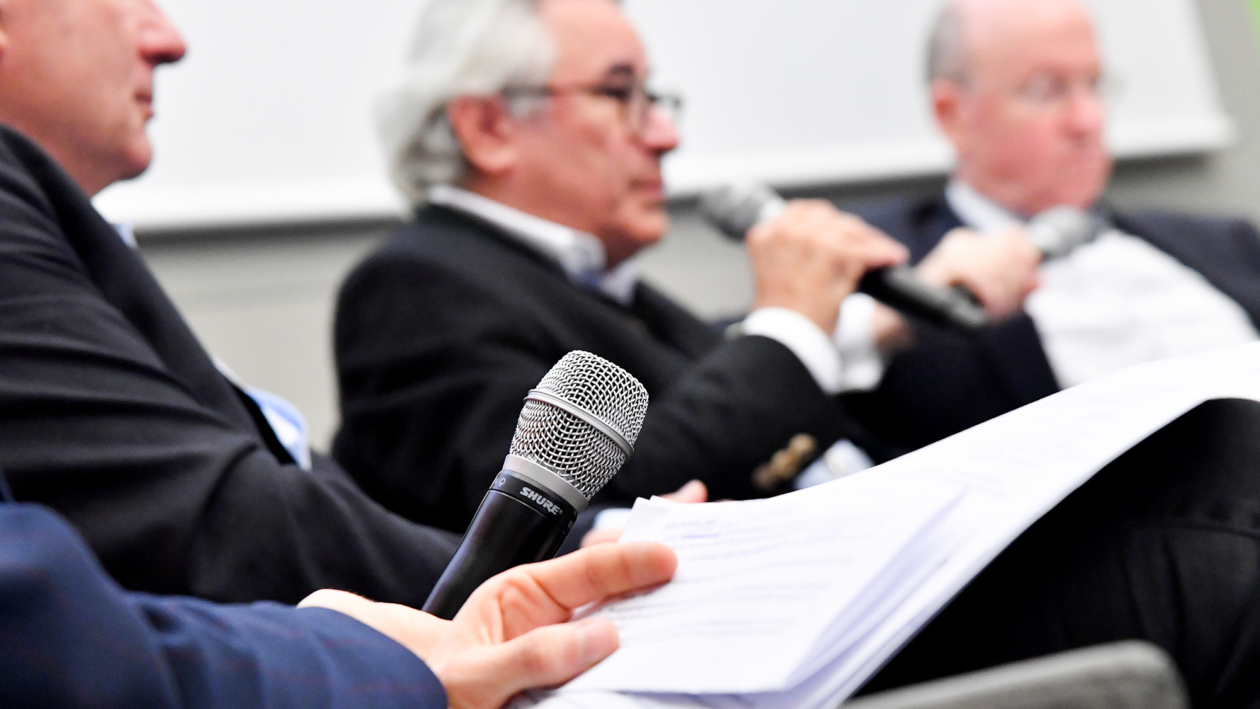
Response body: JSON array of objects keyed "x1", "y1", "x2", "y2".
[
  {"x1": 742, "y1": 308, "x2": 844, "y2": 394},
  {"x1": 832, "y1": 294, "x2": 887, "y2": 392}
]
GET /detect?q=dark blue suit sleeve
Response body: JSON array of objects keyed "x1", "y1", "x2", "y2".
[{"x1": 0, "y1": 504, "x2": 447, "y2": 709}]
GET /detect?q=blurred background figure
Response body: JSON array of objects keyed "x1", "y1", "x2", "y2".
[
  {"x1": 116, "y1": 0, "x2": 1260, "y2": 472},
  {"x1": 846, "y1": 0, "x2": 1260, "y2": 451}
]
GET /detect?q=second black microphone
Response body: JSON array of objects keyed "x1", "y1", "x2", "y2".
[{"x1": 700, "y1": 182, "x2": 991, "y2": 332}]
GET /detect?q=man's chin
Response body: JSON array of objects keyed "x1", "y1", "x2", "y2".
[
  {"x1": 104, "y1": 142, "x2": 154, "y2": 188},
  {"x1": 633, "y1": 215, "x2": 669, "y2": 247},
  {"x1": 602, "y1": 220, "x2": 668, "y2": 266}
]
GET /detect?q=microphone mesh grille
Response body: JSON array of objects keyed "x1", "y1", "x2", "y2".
[
  {"x1": 698, "y1": 183, "x2": 779, "y2": 240},
  {"x1": 1029, "y1": 206, "x2": 1102, "y2": 260},
  {"x1": 509, "y1": 351, "x2": 649, "y2": 500}
]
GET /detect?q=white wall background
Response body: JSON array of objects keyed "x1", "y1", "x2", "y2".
[
  {"x1": 631, "y1": 0, "x2": 1234, "y2": 189},
  {"x1": 98, "y1": 0, "x2": 1233, "y2": 231}
]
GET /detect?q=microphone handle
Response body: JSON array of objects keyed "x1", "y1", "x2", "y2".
[
  {"x1": 423, "y1": 488, "x2": 570, "y2": 619},
  {"x1": 858, "y1": 266, "x2": 990, "y2": 332}
]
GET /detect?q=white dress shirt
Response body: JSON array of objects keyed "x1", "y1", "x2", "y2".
[
  {"x1": 946, "y1": 179, "x2": 1259, "y2": 388},
  {"x1": 427, "y1": 184, "x2": 865, "y2": 395}
]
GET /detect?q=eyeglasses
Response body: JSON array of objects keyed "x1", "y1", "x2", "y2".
[
  {"x1": 1010, "y1": 71, "x2": 1121, "y2": 108},
  {"x1": 502, "y1": 81, "x2": 683, "y2": 136}
]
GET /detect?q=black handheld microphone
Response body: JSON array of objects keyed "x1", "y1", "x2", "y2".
[
  {"x1": 700, "y1": 184, "x2": 1105, "y2": 333},
  {"x1": 422, "y1": 350, "x2": 649, "y2": 620},
  {"x1": 700, "y1": 183, "x2": 990, "y2": 331}
]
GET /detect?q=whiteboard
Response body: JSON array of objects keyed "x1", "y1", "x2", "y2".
[{"x1": 94, "y1": 0, "x2": 1234, "y2": 230}]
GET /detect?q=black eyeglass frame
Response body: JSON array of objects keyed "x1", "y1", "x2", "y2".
[{"x1": 500, "y1": 82, "x2": 683, "y2": 134}]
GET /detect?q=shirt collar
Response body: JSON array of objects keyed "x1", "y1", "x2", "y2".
[
  {"x1": 427, "y1": 184, "x2": 639, "y2": 306},
  {"x1": 944, "y1": 178, "x2": 1027, "y2": 232}
]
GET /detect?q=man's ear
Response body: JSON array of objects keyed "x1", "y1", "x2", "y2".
[
  {"x1": 447, "y1": 95, "x2": 519, "y2": 177},
  {"x1": 0, "y1": 15, "x2": 10, "y2": 65},
  {"x1": 0, "y1": 0, "x2": 12, "y2": 51},
  {"x1": 930, "y1": 79, "x2": 965, "y2": 144}
]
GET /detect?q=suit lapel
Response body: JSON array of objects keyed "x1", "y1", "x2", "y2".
[{"x1": 901, "y1": 193, "x2": 965, "y2": 261}]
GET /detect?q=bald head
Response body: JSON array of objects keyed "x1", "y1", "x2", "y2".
[
  {"x1": 929, "y1": 0, "x2": 1095, "y2": 82},
  {"x1": 928, "y1": 0, "x2": 1111, "y2": 215}
]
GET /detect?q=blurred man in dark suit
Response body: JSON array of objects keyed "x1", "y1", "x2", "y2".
[
  {"x1": 846, "y1": 0, "x2": 1260, "y2": 450},
  {"x1": 332, "y1": 0, "x2": 984, "y2": 533}
]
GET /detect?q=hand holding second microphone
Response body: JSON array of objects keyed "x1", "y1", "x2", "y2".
[
  {"x1": 916, "y1": 226, "x2": 1043, "y2": 321},
  {"x1": 746, "y1": 200, "x2": 909, "y2": 335}
]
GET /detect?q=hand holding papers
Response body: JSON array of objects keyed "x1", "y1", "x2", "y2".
[{"x1": 521, "y1": 343, "x2": 1260, "y2": 709}]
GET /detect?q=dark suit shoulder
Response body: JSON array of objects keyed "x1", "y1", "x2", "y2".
[
  {"x1": 0, "y1": 126, "x2": 61, "y2": 218},
  {"x1": 1114, "y1": 207, "x2": 1260, "y2": 327},
  {"x1": 367, "y1": 206, "x2": 562, "y2": 279},
  {"x1": 0, "y1": 126, "x2": 91, "y2": 278},
  {"x1": 344, "y1": 208, "x2": 569, "y2": 312},
  {"x1": 1116, "y1": 208, "x2": 1260, "y2": 249},
  {"x1": 335, "y1": 209, "x2": 575, "y2": 365}
]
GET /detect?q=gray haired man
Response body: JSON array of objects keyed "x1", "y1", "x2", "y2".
[{"x1": 331, "y1": 0, "x2": 937, "y2": 533}]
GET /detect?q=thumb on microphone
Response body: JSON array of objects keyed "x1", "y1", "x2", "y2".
[{"x1": 916, "y1": 226, "x2": 1042, "y2": 321}]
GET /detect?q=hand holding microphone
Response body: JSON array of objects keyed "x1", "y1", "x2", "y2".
[
  {"x1": 916, "y1": 206, "x2": 1102, "y2": 321},
  {"x1": 917, "y1": 227, "x2": 1043, "y2": 321},
  {"x1": 745, "y1": 200, "x2": 909, "y2": 335},
  {"x1": 702, "y1": 183, "x2": 1104, "y2": 332},
  {"x1": 702, "y1": 183, "x2": 990, "y2": 332}
]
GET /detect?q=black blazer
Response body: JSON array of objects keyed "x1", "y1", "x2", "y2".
[
  {"x1": 846, "y1": 192, "x2": 1260, "y2": 450},
  {"x1": 0, "y1": 125, "x2": 457, "y2": 606},
  {"x1": 334, "y1": 206, "x2": 878, "y2": 532}
]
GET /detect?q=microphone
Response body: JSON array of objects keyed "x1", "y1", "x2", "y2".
[
  {"x1": 700, "y1": 183, "x2": 990, "y2": 331},
  {"x1": 422, "y1": 350, "x2": 649, "y2": 619},
  {"x1": 1023, "y1": 205, "x2": 1103, "y2": 260},
  {"x1": 701, "y1": 184, "x2": 1107, "y2": 333}
]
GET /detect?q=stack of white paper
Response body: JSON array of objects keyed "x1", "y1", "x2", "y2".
[
  {"x1": 570, "y1": 477, "x2": 966, "y2": 695},
  {"x1": 515, "y1": 343, "x2": 1260, "y2": 709}
]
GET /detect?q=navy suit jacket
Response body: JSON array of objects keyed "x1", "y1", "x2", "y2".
[
  {"x1": 847, "y1": 192, "x2": 1260, "y2": 449},
  {"x1": 0, "y1": 124, "x2": 458, "y2": 606},
  {"x1": 0, "y1": 499, "x2": 446, "y2": 709}
]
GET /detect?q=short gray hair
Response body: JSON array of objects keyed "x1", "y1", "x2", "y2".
[
  {"x1": 925, "y1": 2, "x2": 970, "y2": 84},
  {"x1": 378, "y1": 0, "x2": 558, "y2": 205}
]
